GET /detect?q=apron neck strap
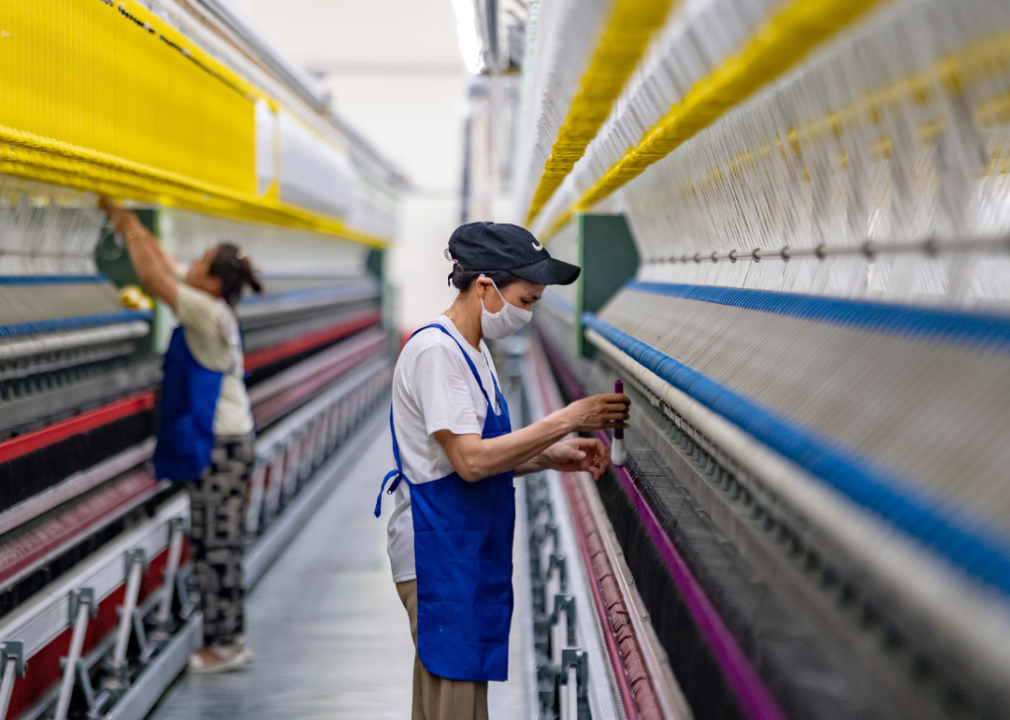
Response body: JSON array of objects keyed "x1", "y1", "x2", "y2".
[{"x1": 410, "y1": 323, "x2": 493, "y2": 409}]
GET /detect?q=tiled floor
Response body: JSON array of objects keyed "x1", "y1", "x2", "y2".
[{"x1": 148, "y1": 425, "x2": 528, "y2": 719}]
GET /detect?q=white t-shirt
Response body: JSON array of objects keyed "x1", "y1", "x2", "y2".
[
  {"x1": 175, "y1": 283, "x2": 255, "y2": 436},
  {"x1": 386, "y1": 314, "x2": 503, "y2": 583}
]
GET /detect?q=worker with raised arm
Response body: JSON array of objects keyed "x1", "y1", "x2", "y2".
[
  {"x1": 101, "y1": 197, "x2": 262, "y2": 675},
  {"x1": 375, "y1": 222, "x2": 631, "y2": 720}
]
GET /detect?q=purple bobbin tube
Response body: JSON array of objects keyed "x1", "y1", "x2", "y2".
[
  {"x1": 612, "y1": 380, "x2": 627, "y2": 466},
  {"x1": 614, "y1": 380, "x2": 624, "y2": 439}
]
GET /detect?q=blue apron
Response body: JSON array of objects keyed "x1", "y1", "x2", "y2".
[
  {"x1": 152, "y1": 325, "x2": 224, "y2": 480},
  {"x1": 375, "y1": 324, "x2": 515, "y2": 682}
]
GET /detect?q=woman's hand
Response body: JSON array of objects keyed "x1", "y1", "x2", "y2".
[
  {"x1": 100, "y1": 196, "x2": 140, "y2": 236},
  {"x1": 560, "y1": 393, "x2": 631, "y2": 433},
  {"x1": 542, "y1": 438, "x2": 610, "y2": 479},
  {"x1": 436, "y1": 393, "x2": 629, "y2": 482},
  {"x1": 98, "y1": 196, "x2": 179, "y2": 310}
]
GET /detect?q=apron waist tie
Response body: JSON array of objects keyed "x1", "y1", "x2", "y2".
[{"x1": 374, "y1": 469, "x2": 404, "y2": 518}]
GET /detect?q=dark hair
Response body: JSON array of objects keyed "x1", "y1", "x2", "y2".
[
  {"x1": 448, "y1": 266, "x2": 522, "y2": 292},
  {"x1": 210, "y1": 243, "x2": 263, "y2": 306}
]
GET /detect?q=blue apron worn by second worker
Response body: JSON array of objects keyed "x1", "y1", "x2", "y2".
[
  {"x1": 375, "y1": 324, "x2": 515, "y2": 683},
  {"x1": 152, "y1": 326, "x2": 225, "y2": 480}
]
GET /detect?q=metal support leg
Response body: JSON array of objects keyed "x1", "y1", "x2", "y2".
[
  {"x1": 548, "y1": 580, "x2": 563, "y2": 657},
  {"x1": 544, "y1": 523, "x2": 559, "y2": 559},
  {"x1": 529, "y1": 527, "x2": 547, "y2": 616},
  {"x1": 265, "y1": 449, "x2": 286, "y2": 522},
  {"x1": 538, "y1": 663, "x2": 560, "y2": 717},
  {"x1": 175, "y1": 565, "x2": 196, "y2": 619},
  {"x1": 157, "y1": 518, "x2": 185, "y2": 634},
  {"x1": 564, "y1": 665, "x2": 578, "y2": 720},
  {"x1": 325, "y1": 405, "x2": 339, "y2": 453},
  {"x1": 309, "y1": 417, "x2": 323, "y2": 470},
  {"x1": 307, "y1": 421, "x2": 319, "y2": 474},
  {"x1": 111, "y1": 550, "x2": 146, "y2": 677},
  {"x1": 550, "y1": 595, "x2": 575, "y2": 664},
  {"x1": 312, "y1": 415, "x2": 326, "y2": 468},
  {"x1": 283, "y1": 435, "x2": 302, "y2": 500},
  {"x1": 541, "y1": 524, "x2": 559, "y2": 603},
  {"x1": 0, "y1": 641, "x2": 25, "y2": 720},
  {"x1": 315, "y1": 412, "x2": 327, "y2": 468},
  {"x1": 296, "y1": 424, "x2": 312, "y2": 482},
  {"x1": 318, "y1": 409, "x2": 332, "y2": 461},
  {"x1": 74, "y1": 659, "x2": 96, "y2": 716},
  {"x1": 0, "y1": 658, "x2": 15, "y2": 720},
  {"x1": 299, "y1": 424, "x2": 314, "y2": 481},
  {"x1": 55, "y1": 588, "x2": 96, "y2": 720},
  {"x1": 347, "y1": 392, "x2": 358, "y2": 432},
  {"x1": 530, "y1": 498, "x2": 554, "y2": 530},
  {"x1": 245, "y1": 458, "x2": 268, "y2": 536},
  {"x1": 552, "y1": 604, "x2": 567, "y2": 665},
  {"x1": 560, "y1": 648, "x2": 589, "y2": 720},
  {"x1": 300, "y1": 421, "x2": 318, "y2": 480},
  {"x1": 307, "y1": 423, "x2": 317, "y2": 477},
  {"x1": 549, "y1": 553, "x2": 568, "y2": 594},
  {"x1": 340, "y1": 398, "x2": 350, "y2": 440},
  {"x1": 338, "y1": 398, "x2": 349, "y2": 441}
]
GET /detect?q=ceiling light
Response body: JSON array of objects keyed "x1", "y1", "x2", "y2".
[{"x1": 450, "y1": 0, "x2": 485, "y2": 74}]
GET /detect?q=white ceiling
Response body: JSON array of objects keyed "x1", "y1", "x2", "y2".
[
  {"x1": 230, "y1": 0, "x2": 464, "y2": 68},
  {"x1": 229, "y1": 0, "x2": 469, "y2": 192}
]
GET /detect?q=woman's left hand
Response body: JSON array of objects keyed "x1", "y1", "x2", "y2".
[{"x1": 543, "y1": 438, "x2": 610, "y2": 479}]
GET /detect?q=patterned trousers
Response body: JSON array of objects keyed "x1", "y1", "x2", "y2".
[{"x1": 187, "y1": 434, "x2": 255, "y2": 647}]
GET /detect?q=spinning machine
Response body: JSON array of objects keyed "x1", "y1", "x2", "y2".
[
  {"x1": 510, "y1": 0, "x2": 1010, "y2": 718},
  {"x1": 0, "y1": 2, "x2": 401, "y2": 719}
]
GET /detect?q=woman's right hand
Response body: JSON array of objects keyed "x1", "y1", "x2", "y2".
[{"x1": 562, "y1": 393, "x2": 631, "y2": 432}]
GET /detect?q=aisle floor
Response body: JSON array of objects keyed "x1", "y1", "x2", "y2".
[{"x1": 148, "y1": 424, "x2": 527, "y2": 719}]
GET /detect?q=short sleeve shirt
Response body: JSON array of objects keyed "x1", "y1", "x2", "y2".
[
  {"x1": 175, "y1": 283, "x2": 254, "y2": 436},
  {"x1": 385, "y1": 315, "x2": 502, "y2": 582}
]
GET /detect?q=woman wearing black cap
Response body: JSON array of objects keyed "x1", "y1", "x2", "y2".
[{"x1": 375, "y1": 222, "x2": 630, "y2": 720}]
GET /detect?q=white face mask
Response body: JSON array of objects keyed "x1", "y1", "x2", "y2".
[{"x1": 480, "y1": 277, "x2": 532, "y2": 340}]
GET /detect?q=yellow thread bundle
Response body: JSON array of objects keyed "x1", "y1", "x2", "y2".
[
  {"x1": 119, "y1": 285, "x2": 154, "y2": 312},
  {"x1": 0, "y1": 0, "x2": 387, "y2": 248},
  {"x1": 544, "y1": 0, "x2": 885, "y2": 239},
  {"x1": 525, "y1": 0, "x2": 675, "y2": 226}
]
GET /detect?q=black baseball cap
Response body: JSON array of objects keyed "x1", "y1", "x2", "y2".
[{"x1": 447, "y1": 222, "x2": 581, "y2": 286}]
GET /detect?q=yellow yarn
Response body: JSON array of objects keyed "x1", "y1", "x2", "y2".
[
  {"x1": 0, "y1": 0, "x2": 387, "y2": 248},
  {"x1": 525, "y1": 0, "x2": 675, "y2": 226},
  {"x1": 543, "y1": 0, "x2": 886, "y2": 240},
  {"x1": 119, "y1": 285, "x2": 153, "y2": 312}
]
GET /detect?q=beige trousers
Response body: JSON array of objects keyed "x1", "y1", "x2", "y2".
[{"x1": 396, "y1": 581, "x2": 489, "y2": 720}]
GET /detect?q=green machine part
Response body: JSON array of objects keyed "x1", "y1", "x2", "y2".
[
  {"x1": 93, "y1": 208, "x2": 172, "y2": 355},
  {"x1": 94, "y1": 208, "x2": 155, "y2": 289},
  {"x1": 574, "y1": 214, "x2": 640, "y2": 358},
  {"x1": 367, "y1": 247, "x2": 399, "y2": 354}
]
